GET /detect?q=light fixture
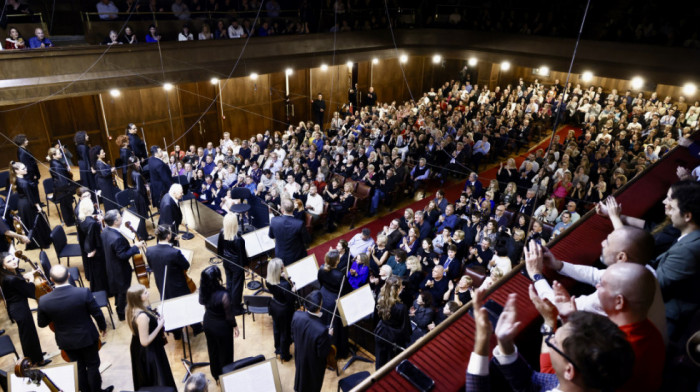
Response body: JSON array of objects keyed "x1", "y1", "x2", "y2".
[
  {"x1": 468, "y1": 57, "x2": 477, "y2": 66},
  {"x1": 346, "y1": 61, "x2": 353, "y2": 69},
  {"x1": 320, "y1": 64, "x2": 328, "y2": 71},
  {"x1": 109, "y1": 89, "x2": 120, "y2": 97},
  {"x1": 581, "y1": 71, "x2": 594, "y2": 82},
  {"x1": 163, "y1": 83, "x2": 173, "y2": 91},
  {"x1": 250, "y1": 73, "x2": 258, "y2": 80},
  {"x1": 210, "y1": 77, "x2": 219, "y2": 85},
  {"x1": 399, "y1": 54, "x2": 408, "y2": 64},
  {"x1": 631, "y1": 76, "x2": 644, "y2": 90},
  {"x1": 537, "y1": 66, "x2": 550, "y2": 76},
  {"x1": 432, "y1": 54, "x2": 442, "y2": 64},
  {"x1": 682, "y1": 82, "x2": 697, "y2": 96},
  {"x1": 285, "y1": 68, "x2": 293, "y2": 76},
  {"x1": 500, "y1": 61, "x2": 511, "y2": 71},
  {"x1": 372, "y1": 58, "x2": 379, "y2": 65}
]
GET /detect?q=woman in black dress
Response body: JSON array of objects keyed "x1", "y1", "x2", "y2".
[
  {"x1": 126, "y1": 156, "x2": 150, "y2": 241},
  {"x1": 335, "y1": 239, "x2": 350, "y2": 272},
  {"x1": 47, "y1": 147, "x2": 78, "y2": 226},
  {"x1": 265, "y1": 258, "x2": 296, "y2": 361},
  {"x1": 317, "y1": 250, "x2": 351, "y2": 359},
  {"x1": 115, "y1": 135, "x2": 133, "y2": 184},
  {"x1": 14, "y1": 134, "x2": 40, "y2": 182},
  {"x1": 199, "y1": 266, "x2": 240, "y2": 381},
  {"x1": 0, "y1": 252, "x2": 50, "y2": 366},
  {"x1": 126, "y1": 284, "x2": 175, "y2": 389},
  {"x1": 216, "y1": 213, "x2": 249, "y2": 315},
  {"x1": 74, "y1": 131, "x2": 97, "y2": 192},
  {"x1": 9, "y1": 161, "x2": 48, "y2": 250},
  {"x1": 326, "y1": 182, "x2": 355, "y2": 231},
  {"x1": 374, "y1": 275, "x2": 411, "y2": 370},
  {"x1": 91, "y1": 146, "x2": 120, "y2": 212},
  {"x1": 76, "y1": 199, "x2": 109, "y2": 293}
]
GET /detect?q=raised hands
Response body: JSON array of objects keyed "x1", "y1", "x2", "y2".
[
  {"x1": 494, "y1": 293, "x2": 521, "y2": 355},
  {"x1": 472, "y1": 287, "x2": 492, "y2": 356},
  {"x1": 528, "y1": 284, "x2": 558, "y2": 329}
]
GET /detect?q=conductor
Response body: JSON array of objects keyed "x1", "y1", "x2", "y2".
[
  {"x1": 38, "y1": 265, "x2": 113, "y2": 392},
  {"x1": 291, "y1": 290, "x2": 333, "y2": 392},
  {"x1": 268, "y1": 199, "x2": 310, "y2": 266},
  {"x1": 159, "y1": 183, "x2": 184, "y2": 238}
]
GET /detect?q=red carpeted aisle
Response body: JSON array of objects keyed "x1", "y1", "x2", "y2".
[{"x1": 308, "y1": 125, "x2": 580, "y2": 263}]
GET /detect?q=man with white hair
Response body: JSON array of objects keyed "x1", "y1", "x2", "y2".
[{"x1": 159, "y1": 183, "x2": 184, "y2": 238}]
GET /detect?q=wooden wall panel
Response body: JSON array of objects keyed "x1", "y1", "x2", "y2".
[
  {"x1": 310, "y1": 64, "x2": 348, "y2": 121},
  {"x1": 0, "y1": 105, "x2": 50, "y2": 170}
]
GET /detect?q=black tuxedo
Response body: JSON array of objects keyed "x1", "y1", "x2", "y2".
[
  {"x1": 158, "y1": 193, "x2": 182, "y2": 234},
  {"x1": 148, "y1": 156, "x2": 172, "y2": 206},
  {"x1": 145, "y1": 243, "x2": 191, "y2": 300},
  {"x1": 268, "y1": 215, "x2": 310, "y2": 266},
  {"x1": 38, "y1": 285, "x2": 107, "y2": 392},
  {"x1": 291, "y1": 311, "x2": 331, "y2": 392},
  {"x1": 101, "y1": 226, "x2": 140, "y2": 317}
]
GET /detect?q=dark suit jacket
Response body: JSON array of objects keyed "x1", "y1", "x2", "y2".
[
  {"x1": 18, "y1": 147, "x2": 40, "y2": 182},
  {"x1": 291, "y1": 311, "x2": 331, "y2": 392},
  {"x1": 146, "y1": 243, "x2": 191, "y2": 300},
  {"x1": 491, "y1": 353, "x2": 559, "y2": 392},
  {"x1": 653, "y1": 229, "x2": 700, "y2": 325},
  {"x1": 148, "y1": 156, "x2": 173, "y2": 205},
  {"x1": 268, "y1": 215, "x2": 309, "y2": 266},
  {"x1": 101, "y1": 226, "x2": 140, "y2": 293},
  {"x1": 439, "y1": 254, "x2": 463, "y2": 281},
  {"x1": 158, "y1": 193, "x2": 182, "y2": 232},
  {"x1": 129, "y1": 133, "x2": 147, "y2": 160},
  {"x1": 37, "y1": 285, "x2": 106, "y2": 350}
]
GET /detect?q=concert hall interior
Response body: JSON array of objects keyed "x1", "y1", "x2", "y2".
[{"x1": 1, "y1": 1, "x2": 699, "y2": 392}]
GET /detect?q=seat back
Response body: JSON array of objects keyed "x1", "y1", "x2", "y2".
[
  {"x1": 244, "y1": 295, "x2": 270, "y2": 313},
  {"x1": 42, "y1": 178, "x2": 54, "y2": 198},
  {"x1": 176, "y1": 175, "x2": 190, "y2": 194},
  {"x1": 39, "y1": 250, "x2": 52, "y2": 278},
  {"x1": 115, "y1": 189, "x2": 134, "y2": 209},
  {"x1": 50, "y1": 225, "x2": 67, "y2": 254},
  {"x1": 354, "y1": 183, "x2": 371, "y2": 200},
  {"x1": 0, "y1": 335, "x2": 18, "y2": 358},
  {"x1": 0, "y1": 171, "x2": 9, "y2": 191},
  {"x1": 464, "y1": 266, "x2": 487, "y2": 288},
  {"x1": 332, "y1": 173, "x2": 346, "y2": 187},
  {"x1": 221, "y1": 354, "x2": 266, "y2": 375}
]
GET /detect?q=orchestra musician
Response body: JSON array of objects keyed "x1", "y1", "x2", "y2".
[
  {"x1": 291, "y1": 290, "x2": 333, "y2": 392},
  {"x1": 126, "y1": 284, "x2": 176, "y2": 389},
  {"x1": 126, "y1": 155, "x2": 151, "y2": 241},
  {"x1": 0, "y1": 196, "x2": 30, "y2": 253},
  {"x1": 127, "y1": 123, "x2": 148, "y2": 163},
  {"x1": 265, "y1": 258, "x2": 296, "y2": 362},
  {"x1": 14, "y1": 134, "x2": 40, "y2": 182},
  {"x1": 317, "y1": 250, "x2": 351, "y2": 359},
  {"x1": 101, "y1": 209, "x2": 146, "y2": 321},
  {"x1": 158, "y1": 183, "x2": 184, "y2": 240},
  {"x1": 216, "y1": 213, "x2": 249, "y2": 315},
  {"x1": 0, "y1": 252, "x2": 51, "y2": 366},
  {"x1": 47, "y1": 147, "x2": 78, "y2": 226},
  {"x1": 148, "y1": 146, "x2": 173, "y2": 207},
  {"x1": 37, "y1": 265, "x2": 112, "y2": 392},
  {"x1": 77, "y1": 199, "x2": 109, "y2": 292},
  {"x1": 91, "y1": 146, "x2": 121, "y2": 212},
  {"x1": 115, "y1": 135, "x2": 133, "y2": 185},
  {"x1": 9, "y1": 161, "x2": 49, "y2": 249},
  {"x1": 199, "y1": 266, "x2": 240, "y2": 381},
  {"x1": 373, "y1": 275, "x2": 411, "y2": 370},
  {"x1": 75, "y1": 131, "x2": 97, "y2": 192}
]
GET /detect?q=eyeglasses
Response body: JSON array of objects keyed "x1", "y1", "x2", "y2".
[{"x1": 544, "y1": 333, "x2": 579, "y2": 370}]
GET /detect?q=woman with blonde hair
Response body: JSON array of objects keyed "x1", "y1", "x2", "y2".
[
  {"x1": 401, "y1": 255, "x2": 423, "y2": 305},
  {"x1": 348, "y1": 253, "x2": 369, "y2": 289},
  {"x1": 216, "y1": 213, "x2": 248, "y2": 315},
  {"x1": 374, "y1": 276, "x2": 411, "y2": 369},
  {"x1": 265, "y1": 258, "x2": 295, "y2": 361},
  {"x1": 126, "y1": 284, "x2": 175, "y2": 389},
  {"x1": 77, "y1": 198, "x2": 109, "y2": 292}
]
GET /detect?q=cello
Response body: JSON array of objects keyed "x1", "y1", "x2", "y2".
[{"x1": 124, "y1": 221, "x2": 150, "y2": 288}]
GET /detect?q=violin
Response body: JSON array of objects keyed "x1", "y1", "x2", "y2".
[
  {"x1": 124, "y1": 221, "x2": 150, "y2": 288},
  {"x1": 15, "y1": 358, "x2": 63, "y2": 392},
  {"x1": 151, "y1": 306, "x2": 169, "y2": 345},
  {"x1": 14, "y1": 251, "x2": 53, "y2": 299}
]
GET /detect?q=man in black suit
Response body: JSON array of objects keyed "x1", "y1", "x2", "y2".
[
  {"x1": 291, "y1": 291, "x2": 333, "y2": 392},
  {"x1": 14, "y1": 134, "x2": 40, "y2": 182},
  {"x1": 517, "y1": 188, "x2": 537, "y2": 217},
  {"x1": 311, "y1": 93, "x2": 326, "y2": 131},
  {"x1": 38, "y1": 265, "x2": 113, "y2": 392},
  {"x1": 148, "y1": 146, "x2": 173, "y2": 206},
  {"x1": 159, "y1": 183, "x2": 184, "y2": 237},
  {"x1": 127, "y1": 123, "x2": 148, "y2": 162},
  {"x1": 101, "y1": 209, "x2": 145, "y2": 320},
  {"x1": 269, "y1": 199, "x2": 310, "y2": 266}
]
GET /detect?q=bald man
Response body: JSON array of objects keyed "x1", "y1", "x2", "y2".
[{"x1": 530, "y1": 226, "x2": 667, "y2": 344}]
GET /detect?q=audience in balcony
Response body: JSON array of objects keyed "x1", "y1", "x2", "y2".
[
  {"x1": 4, "y1": 27, "x2": 26, "y2": 49},
  {"x1": 178, "y1": 24, "x2": 194, "y2": 41},
  {"x1": 96, "y1": 0, "x2": 119, "y2": 20},
  {"x1": 172, "y1": 0, "x2": 191, "y2": 20},
  {"x1": 102, "y1": 29, "x2": 123, "y2": 45},
  {"x1": 145, "y1": 24, "x2": 162, "y2": 42},
  {"x1": 28, "y1": 27, "x2": 52, "y2": 48},
  {"x1": 198, "y1": 23, "x2": 213, "y2": 40}
]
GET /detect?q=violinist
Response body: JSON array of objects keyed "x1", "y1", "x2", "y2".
[
  {"x1": 14, "y1": 134, "x2": 40, "y2": 182},
  {"x1": 10, "y1": 161, "x2": 48, "y2": 249},
  {"x1": 265, "y1": 258, "x2": 295, "y2": 362},
  {"x1": 91, "y1": 146, "x2": 121, "y2": 212},
  {"x1": 47, "y1": 147, "x2": 78, "y2": 226},
  {"x1": 0, "y1": 252, "x2": 51, "y2": 366},
  {"x1": 0, "y1": 197, "x2": 30, "y2": 253},
  {"x1": 317, "y1": 250, "x2": 350, "y2": 359},
  {"x1": 74, "y1": 131, "x2": 97, "y2": 192},
  {"x1": 291, "y1": 290, "x2": 333, "y2": 392},
  {"x1": 126, "y1": 156, "x2": 151, "y2": 241},
  {"x1": 77, "y1": 199, "x2": 109, "y2": 292}
]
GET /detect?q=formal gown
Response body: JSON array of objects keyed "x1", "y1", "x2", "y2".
[
  {"x1": 76, "y1": 143, "x2": 97, "y2": 191},
  {"x1": 202, "y1": 290, "x2": 237, "y2": 380},
  {"x1": 317, "y1": 268, "x2": 350, "y2": 358},
  {"x1": 130, "y1": 169, "x2": 150, "y2": 240},
  {"x1": 1, "y1": 274, "x2": 44, "y2": 363},
  {"x1": 15, "y1": 177, "x2": 50, "y2": 249},
  {"x1": 216, "y1": 231, "x2": 249, "y2": 315},
  {"x1": 130, "y1": 310, "x2": 176, "y2": 390},
  {"x1": 267, "y1": 280, "x2": 295, "y2": 360},
  {"x1": 49, "y1": 159, "x2": 77, "y2": 226},
  {"x1": 374, "y1": 302, "x2": 411, "y2": 370},
  {"x1": 94, "y1": 160, "x2": 120, "y2": 212},
  {"x1": 79, "y1": 216, "x2": 109, "y2": 293}
]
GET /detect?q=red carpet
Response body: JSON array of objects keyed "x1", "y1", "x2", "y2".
[{"x1": 308, "y1": 125, "x2": 580, "y2": 263}]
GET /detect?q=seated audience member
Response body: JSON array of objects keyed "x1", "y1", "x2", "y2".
[
  {"x1": 122, "y1": 26, "x2": 138, "y2": 44},
  {"x1": 409, "y1": 292, "x2": 434, "y2": 344},
  {"x1": 439, "y1": 244, "x2": 462, "y2": 282},
  {"x1": 102, "y1": 29, "x2": 122, "y2": 45},
  {"x1": 96, "y1": 0, "x2": 119, "y2": 20},
  {"x1": 29, "y1": 28, "x2": 53, "y2": 48},
  {"x1": 178, "y1": 24, "x2": 194, "y2": 41},
  {"x1": 429, "y1": 301, "x2": 459, "y2": 331},
  {"x1": 385, "y1": 249, "x2": 408, "y2": 278},
  {"x1": 552, "y1": 211, "x2": 573, "y2": 238},
  {"x1": 435, "y1": 204, "x2": 459, "y2": 233},
  {"x1": 304, "y1": 185, "x2": 324, "y2": 223},
  {"x1": 420, "y1": 265, "x2": 449, "y2": 307},
  {"x1": 556, "y1": 201, "x2": 581, "y2": 223},
  {"x1": 380, "y1": 219, "x2": 403, "y2": 251},
  {"x1": 414, "y1": 210, "x2": 432, "y2": 242},
  {"x1": 348, "y1": 228, "x2": 374, "y2": 258},
  {"x1": 145, "y1": 24, "x2": 161, "y2": 43},
  {"x1": 369, "y1": 264, "x2": 392, "y2": 299},
  {"x1": 409, "y1": 157, "x2": 430, "y2": 195},
  {"x1": 198, "y1": 23, "x2": 213, "y2": 40},
  {"x1": 347, "y1": 253, "x2": 369, "y2": 289},
  {"x1": 4, "y1": 27, "x2": 26, "y2": 49},
  {"x1": 466, "y1": 238, "x2": 494, "y2": 268},
  {"x1": 172, "y1": 0, "x2": 191, "y2": 20},
  {"x1": 326, "y1": 182, "x2": 355, "y2": 231}
]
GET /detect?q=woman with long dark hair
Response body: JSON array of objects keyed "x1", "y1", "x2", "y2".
[
  {"x1": 14, "y1": 134, "x2": 40, "y2": 182},
  {"x1": 74, "y1": 131, "x2": 97, "y2": 191},
  {"x1": 216, "y1": 213, "x2": 248, "y2": 315},
  {"x1": 126, "y1": 156, "x2": 150, "y2": 240},
  {"x1": 317, "y1": 250, "x2": 351, "y2": 359},
  {"x1": 0, "y1": 252, "x2": 50, "y2": 366},
  {"x1": 199, "y1": 265, "x2": 240, "y2": 381},
  {"x1": 126, "y1": 284, "x2": 175, "y2": 389},
  {"x1": 90, "y1": 146, "x2": 120, "y2": 212},
  {"x1": 9, "y1": 161, "x2": 48, "y2": 249},
  {"x1": 46, "y1": 147, "x2": 78, "y2": 226},
  {"x1": 265, "y1": 258, "x2": 296, "y2": 361},
  {"x1": 115, "y1": 134, "x2": 133, "y2": 184},
  {"x1": 374, "y1": 275, "x2": 410, "y2": 369}
]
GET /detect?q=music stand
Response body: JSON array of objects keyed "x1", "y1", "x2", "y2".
[
  {"x1": 336, "y1": 284, "x2": 375, "y2": 371},
  {"x1": 241, "y1": 227, "x2": 275, "y2": 293},
  {"x1": 158, "y1": 293, "x2": 209, "y2": 381}
]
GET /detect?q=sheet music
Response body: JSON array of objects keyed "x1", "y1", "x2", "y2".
[
  {"x1": 221, "y1": 359, "x2": 280, "y2": 392},
  {"x1": 10, "y1": 363, "x2": 77, "y2": 392},
  {"x1": 338, "y1": 284, "x2": 375, "y2": 326},
  {"x1": 285, "y1": 255, "x2": 319, "y2": 290},
  {"x1": 255, "y1": 229, "x2": 275, "y2": 253},
  {"x1": 242, "y1": 231, "x2": 263, "y2": 257},
  {"x1": 174, "y1": 247, "x2": 194, "y2": 263},
  {"x1": 119, "y1": 209, "x2": 141, "y2": 240},
  {"x1": 157, "y1": 293, "x2": 205, "y2": 331}
]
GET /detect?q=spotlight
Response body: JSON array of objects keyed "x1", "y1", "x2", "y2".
[
  {"x1": 163, "y1": 83, "x2": 173, "y2": 91},
  {"x1": 346, "y1": 61, "x2": 353, "y2": 69},
  {"x1": 372, "y1": 58, "x2": 379, "y2": 65},
  {"x1": 210, "y1": 77, "x2": 219, "y2": 85},
  {"x1": 109, "y1": 89, "x2": 120, "y2": 97},
  {"x1": 500, "y1": 61, "x2": 511, "y2": 71},
  {"x1": 285, "y1": 68, "x2": 293, "y2": 76},
  {"x1": 432, "y1": 54, "x2": 442, "y2": 64},
  {"x1": 682, "y1": 82, "x2": 697, "y2": 96},
  {"x1": 538, "y1": 66, "x2": 550, "y2": 76},
  {"x1": 468, "y1": 57, "x2": 477, "y2": 67},
  {"x1": 631, "y1": 76, "x2": 644, "y2": 90},
  {"x1": 250, "y1": 73, "x2": 258, "y2": 80},
  {"x1": 320, "y1": 64, "x2": 328, "y2": 71},
  {"x1": 399, "y1": 54, "x2": 408, "y2": 64},
  {"x1": 581, "y1": 71, "x2": 593, "y2": 82}
]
